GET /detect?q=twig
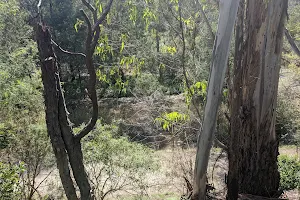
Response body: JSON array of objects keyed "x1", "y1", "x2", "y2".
[
  {"x1": 211, "y1": 148, "x2": 225, "y2": 184},
  {"x1": 34, "y1": 169, "x2": 54, "y2": 191},
  {"x1": 51, "y1": 39, "x2": 86, "y2": 57}
]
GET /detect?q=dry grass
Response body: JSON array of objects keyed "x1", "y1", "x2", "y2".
[{"x1": 33, "y1": 146, "x2": 300, "y2": 200}]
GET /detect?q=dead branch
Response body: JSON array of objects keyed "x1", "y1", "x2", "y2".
[{"x1": 51, "y1": 39, "x2": 86, "y2": 57}]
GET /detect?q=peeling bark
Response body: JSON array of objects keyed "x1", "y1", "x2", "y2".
[{"x1": 228, "y1": 1, "x2": 288, "y2": 199}]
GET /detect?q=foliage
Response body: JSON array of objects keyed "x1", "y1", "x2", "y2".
[
  {"x1": 0, "y1": 1, "x2": 52, "y2": 199},
  {"x1": 287, "y1": 1, "x2": 300, "y2": 41},
  {"x1": 184, "y1": 81, "x2": 207, "y2": 107},
  {"x1": 276, "y1": 95, "x2": 300, "y2": 144},
  {"x1": 278, "y1": 155, "x2": 300, "y2": 190},
  {"x1": 0, "y1": 162, "x2": 25, "y2": 200},
  {"x1": 82, "y1": 122, "x2": 159, "y2": 199},
  {"x1": 155, "y1": 111, "x2": 189, "y2": 131},
  {"x1": 130, "y1": 73, "x2": 167, "y2": 97}
]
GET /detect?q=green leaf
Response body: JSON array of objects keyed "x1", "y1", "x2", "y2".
[
  {"x1": 120, "y1": 41, "x2": 124, "y2": 53},
  {"x1": 74, "y1": 19, "x2": 84, "y2": 32}
]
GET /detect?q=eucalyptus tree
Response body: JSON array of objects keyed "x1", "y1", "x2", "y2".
[
  {"x1": 227, "y1": 0, "x2": 288, "y2": 199},
  {"x1": 191, "y1": 1, "x2": 239, "y2": 199}
]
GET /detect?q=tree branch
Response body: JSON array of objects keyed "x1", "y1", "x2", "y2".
[
  {"x1": 178, "y1": 0, "x2": 197, "y2": 117},
  {"x1": 76, "y1": 0, "x2": 114, "y2": 140},
  {"x1": 81, "y1": 0, "x2": 98, "y2": 23},
  {"x1": 214, "y1": 135, "x2": 228, "y2": 151},
  {"x1": 76, "y1": 8, "x2": 98, "y2": 140},
  {"x1": 196, "y1": 0, "x2": 215, "y2": 43},
  {"x1": 284, "y1": 27, "x2": 300, "y2": 57},
  {"x1": 92, "y1": 0, "x2": 114, "y2": 32},
  {"x1": 51, "y1": 39, "x2": 86, "y2": 57},
  {"x1": 91, "y1": 26, "x2": 101, "y2": 53},
  {"x1": 81, "y1": 0, "x2": 95, "y2": 13}
]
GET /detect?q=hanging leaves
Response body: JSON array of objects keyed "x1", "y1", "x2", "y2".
[{"x1": 74, "y1": 18, "x2": 84, "y2": 32}]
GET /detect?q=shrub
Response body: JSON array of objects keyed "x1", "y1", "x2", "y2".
[
  {"x1": 130, "y1": 73, "x2": 167, "y2": 96},
  {"x1": 0, "y1": 162, "x2": 25, "y2": 200},
  {"x1": 82, "y1": 122, "x2": 159, "y2": 199},
  {"x1": 276, "y1": 95, "x2": 300, "y2": 144},
  {"x1": 278, "y1": 155, "x2": 300, "y2": 190}
]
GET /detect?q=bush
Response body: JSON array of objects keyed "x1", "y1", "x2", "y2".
[
  {"x1": 130, "y1": 73, "x2": 167, "y2": 96},
  {"x1": 0, "y1": 162, "x2": 24, "y2": 200},
  {"x1": 278, "y1": 155, "x2": 300, "y2": 190},
  {"x1": 82, "y1": 122, "x2": 159, "y2": 199},
  {"x1": 276, "y1": 95, "x2": 300, "y2": 144}
]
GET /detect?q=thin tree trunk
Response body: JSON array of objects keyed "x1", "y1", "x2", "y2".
[
  {"x1": 192, "y1": 1, "x2": 239, "y2": 199},
  {"x1": 227, "y1": 0, "x2": 288, "y2": 199},
  {"x1": 156, "y1": 29, "x2": 163, "y2": 83}
]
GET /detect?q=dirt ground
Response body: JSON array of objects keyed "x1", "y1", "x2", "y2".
[{"x1": 35, "y1": 146, "x2": 300, "y2": 200}]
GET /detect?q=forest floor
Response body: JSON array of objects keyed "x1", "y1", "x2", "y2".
[{"x1": 35, "y1": 145, "x2": 300, "y2": 200}]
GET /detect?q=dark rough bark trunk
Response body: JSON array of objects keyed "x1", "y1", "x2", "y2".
[
  {"x1": 36, "y1": 24, "x2": 92, "y2": 200},
  {"x1": 36, "y1": 24, "x2": 79, "y2": 200},
  {"x1": 36, "y1": 1, "x2": 112, "y2": 199},
  {"x1": 227, "y1": 0, "x2": 288, "y2": 199}
]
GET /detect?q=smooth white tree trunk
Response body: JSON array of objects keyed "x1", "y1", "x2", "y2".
[{"x1": 192, "y1": 0, "x2": 239, "y2": 199}]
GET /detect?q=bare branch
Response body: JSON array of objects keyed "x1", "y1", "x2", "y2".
[
  {"x1": 178, "y1": 1, "x2": 202, "y2": 124},
  {"x1": 81, "y1": 0, "x2": 98, "y2": 23},
  {"x1": 214, "y1": 136, "x2": 228, "y2": 151},
  {"x1": 76, "y1": 3, "x2": 108, "y2": 140},
  {"x1": 284, "y1": 27, "x2": 300, "y2": 57},
  {"x1": 51, "y1": 39, "x2": 86, "y2": 57},
  {"x1": 35, "y1": 170, "x2": 54, "y2": 191},
  {"x1": 81, "y1": 0, "x2": 95, "y2": 13},
  {"x1": 76, "y1": 0, "x2": 114, "y2": 140},
  {"x1": 196, "y1": 0, "x2": 215, "y2": 42},
  {"x1": 92, "y1": 0, "x2": 114, "y2": 32}
]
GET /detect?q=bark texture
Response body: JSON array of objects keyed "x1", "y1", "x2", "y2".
[
  {"x1": 228, "y1": 0, "x2": 288, "y2": 199},
  {"x1": 36, "y1": 24, "x2": 79, "y2": 200}
]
